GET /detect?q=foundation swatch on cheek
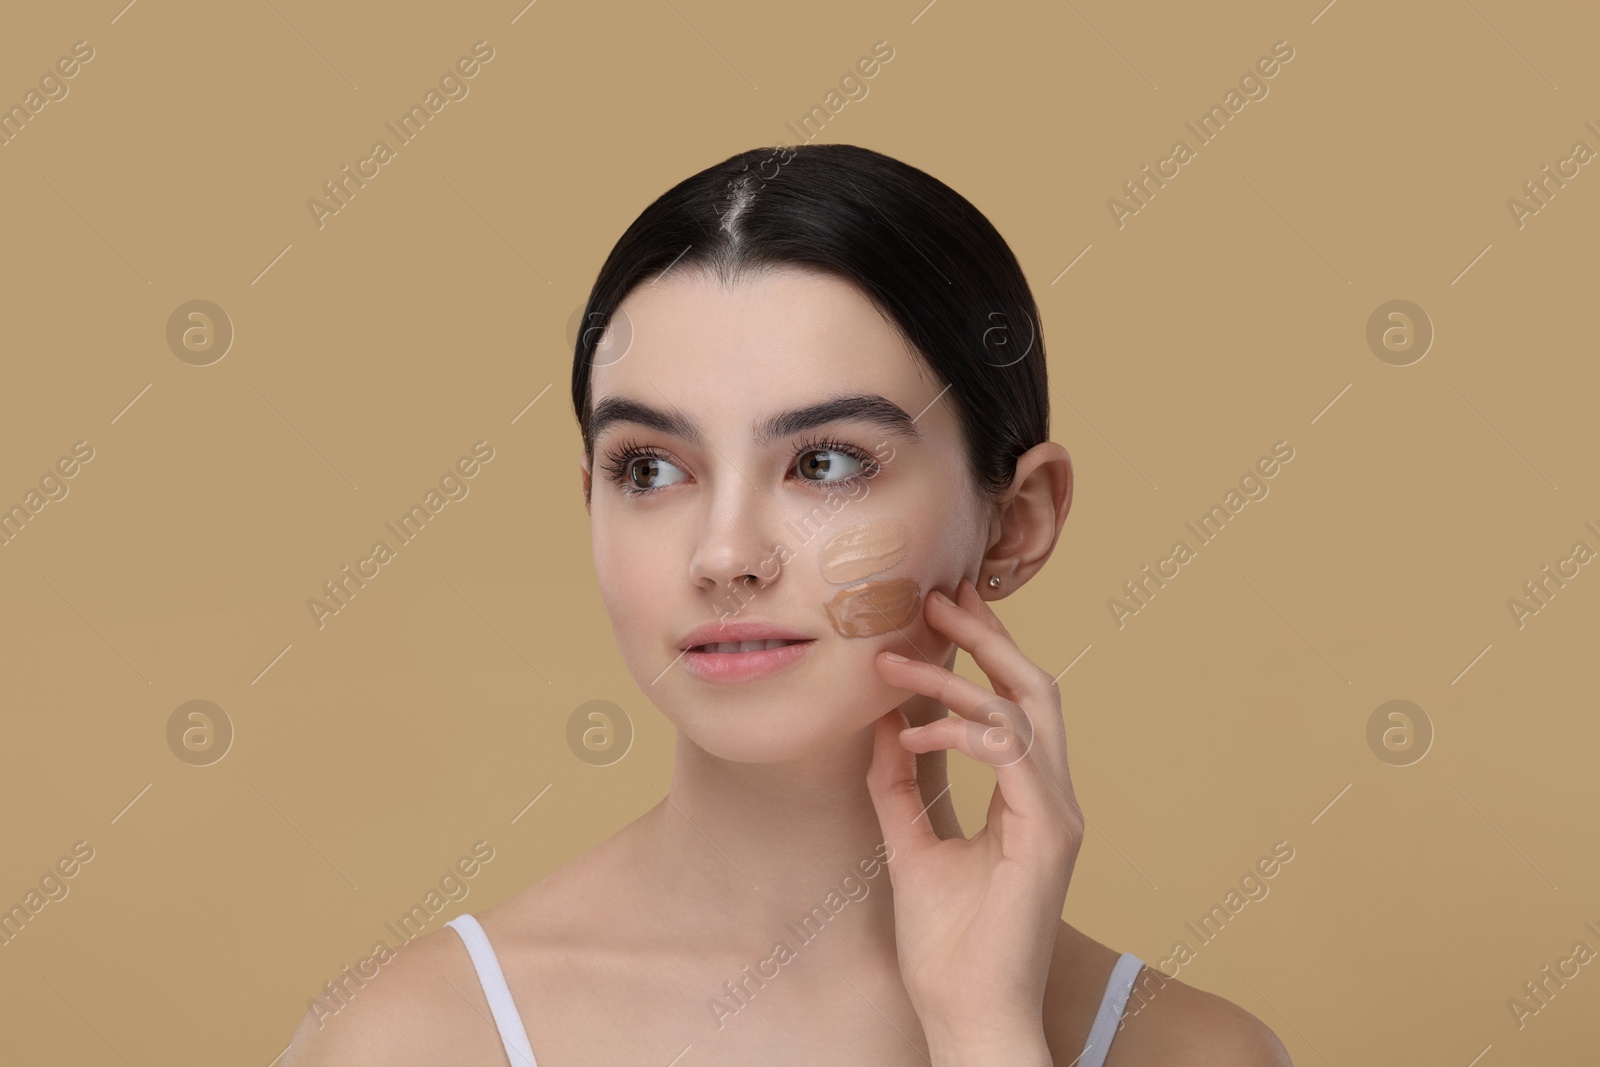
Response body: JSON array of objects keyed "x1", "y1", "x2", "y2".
[
  {"x1": 825, "y1": 577, "x2": 922, "y2": 638},
  {"x1": 817, "y1": 520, "x2": 909, "y2": 584}
]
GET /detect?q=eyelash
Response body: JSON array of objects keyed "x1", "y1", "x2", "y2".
[{"x1": 599, "y1": 434, "x2": 881, "y2": 497}]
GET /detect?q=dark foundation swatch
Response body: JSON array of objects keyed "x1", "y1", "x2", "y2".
[{"x1": 824, "y1": 577, "x2": 922, "y2": 638}]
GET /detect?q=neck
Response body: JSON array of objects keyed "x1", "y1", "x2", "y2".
[{"x1": 639, "y1": 689, "x2": 962, "y2": 962}]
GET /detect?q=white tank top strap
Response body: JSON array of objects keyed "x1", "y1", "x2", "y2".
[
  {"x1": 1077, "y1": 951, "x2": 1146, "y2": 1067},
  {"x1": 444, "y1": 913, "x2": 540, "y2": 1067}
]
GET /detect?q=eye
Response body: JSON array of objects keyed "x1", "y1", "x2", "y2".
[
  {"x1": 793, "y1": 438, "x2": 876, "y2": 484},
  {"x1": 599, "y1": 434, "x2": 880, "y2": 498},
  {"x1": 599, "y1": 438, "x2": 689, "y2": 496},
  {"x1": 621, "y1": 453, "x2": 687, "y2": 492}
]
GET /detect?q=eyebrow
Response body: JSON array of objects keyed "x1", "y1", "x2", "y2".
[{"x1": 587, "y1": 392, "x2": 924, "y2": 450}]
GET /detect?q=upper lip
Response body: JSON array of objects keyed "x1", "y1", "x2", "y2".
[{"x1": 680, "y1": 621, "x2": 815, "y2": 650}]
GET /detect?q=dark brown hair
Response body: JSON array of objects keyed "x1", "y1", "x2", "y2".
[{"x1": 570, "y1": 142, "x2": 1050, "y2": 499}]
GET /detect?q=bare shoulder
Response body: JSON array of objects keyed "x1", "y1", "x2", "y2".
[
  {"x1": 279, "y1": 921, "x2": 507, "y2": 1067},
  {"x1": 1049, "y1": 925, "x2": 1293, "y2": 1067},
  {"x1": 1107, "y1": 966, "x2": 1292, "y2": 1066},
  {"x1": 280, "y1": 826, "x2": 644, "y2": 1067}
]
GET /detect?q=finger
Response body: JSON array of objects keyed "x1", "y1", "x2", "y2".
[
  {"x1": 898, "y1": 711, "x2": 1035, "y2": 767},
  {"x1": 878, "y1": 661, "x2": 1066, "y2": 825},
  {"x1": 876, "y1": 614, "x2": 1062, "y2": 796},
  {"x1": 930, "y1": 581, "x2": 1073, "y2": 786},
  {"x1": 930, "y1": 581, "x2": 1056, "y2": 709},
  {"x1": 875, "y1": 648, "x2": 1052, "y2": 779},
  {"x1": 902, "y1": 713, "x2": 1075, "y2": 812},
  {"x1": 864, "y1": 706, "x2": 943, "y2": 863},
  {"x1": 879, "y1": 641, "x2": 1080, "y2": 814},
  {"x1": 901, "y1": 713, "x2": 1083, "y2": 844},
  {"x1": 875, "y1": 647, "x2": 1015, "y2": 729}
]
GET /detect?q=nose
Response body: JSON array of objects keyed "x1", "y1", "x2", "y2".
[{"x1": 688, "y1": 477, "x2": 783, "y2": 602}]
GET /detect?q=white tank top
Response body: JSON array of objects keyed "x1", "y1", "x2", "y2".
[{"x1": 446, "y1": 912, "x2": 1145, "y2": 1066}]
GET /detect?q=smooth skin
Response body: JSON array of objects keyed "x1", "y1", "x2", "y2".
[{"x1": 283, "y1": 268, "x2": 1291, "y2": 1066}]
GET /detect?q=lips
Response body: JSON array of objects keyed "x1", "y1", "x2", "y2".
[
  {"x1": 682, "y1": 638, "x2": 815, "y2": 684},
  {"x1": 675, "y1": 621, "x2": 817, "y2": 685},
  {"x1": 678, "y1": 620, "x2": 813, "y2": 652},
  {"x1": 690, "y1": 638, "x2": 809, "y2": 653}
]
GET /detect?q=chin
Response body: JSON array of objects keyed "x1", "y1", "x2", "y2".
[
  {"x1": 641, "y1": 649, "x2": 912, "y2": 763},
  {"x1": 676, "y1": 710, "x2": 880, "y2": 764}
]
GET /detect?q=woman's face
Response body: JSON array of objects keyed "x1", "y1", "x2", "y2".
[{"x1": 582, "y1": 267, "x2": 995, "y2": 762}]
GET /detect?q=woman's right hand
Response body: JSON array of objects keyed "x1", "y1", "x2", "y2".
[{"x1": 866, "y1": 578, "x2": 1083, "y2": 1064}]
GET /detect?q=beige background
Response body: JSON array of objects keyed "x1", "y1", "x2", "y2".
[{"x1": 2, "y1": 0, "x2": 1596, "y2": 1062}]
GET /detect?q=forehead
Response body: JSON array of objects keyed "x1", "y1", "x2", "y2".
[{"x1": 591, "y1": 268, "x2": 928, "y2": 414}]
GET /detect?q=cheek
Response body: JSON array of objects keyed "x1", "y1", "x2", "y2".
[
  {"x1": 593, "y1": 526, "x2": 667, "y2": 647},
  {"x1": 810, "y1": 510, "x2": 977, "y2": 643},
  {"x1": 814, "y1": 518, "x2": 917, "y2": 637},
  {"x1": 824, "y1": 577, "x2": 921, "y2": 637},
  {"x1": 816, "y1": 517, "x2": 910, "y2": 583}
]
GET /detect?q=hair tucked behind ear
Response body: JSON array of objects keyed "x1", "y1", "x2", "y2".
[{"x1": 571, "y1": 143, "x2": 1050, "y2": 501}]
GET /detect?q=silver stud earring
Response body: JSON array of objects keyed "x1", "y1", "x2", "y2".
[{"x1": 987, "y1": 576, "x2": 1001, "y2": 589}]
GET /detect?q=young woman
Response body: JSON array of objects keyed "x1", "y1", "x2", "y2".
[{"x1": 286, "y1": 144, "x2": 1292, "y2": 1066}]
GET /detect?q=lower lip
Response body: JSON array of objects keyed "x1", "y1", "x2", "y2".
[{"x1": 682, "y1": 640, "x2": 815, "y2": 684}]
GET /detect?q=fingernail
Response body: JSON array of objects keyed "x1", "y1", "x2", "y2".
[
  {"x1": 882, "y1": 651, "x2": 909, "y2": 662},
  {"x1": 928, "y1": 588, "x2": 949, "y2": 604}
]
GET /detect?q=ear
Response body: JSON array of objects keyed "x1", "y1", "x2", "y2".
[
  {"x1": 579, "y1": 453, "x2": 592, "y2": 513},
  {"x1": 980, "y1": 442, "x2": 1073, "y2": 599}
]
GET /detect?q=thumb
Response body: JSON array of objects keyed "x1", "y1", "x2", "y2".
[{"x1": 865, "y1": 706, "x2": 942, "y2": 865}]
